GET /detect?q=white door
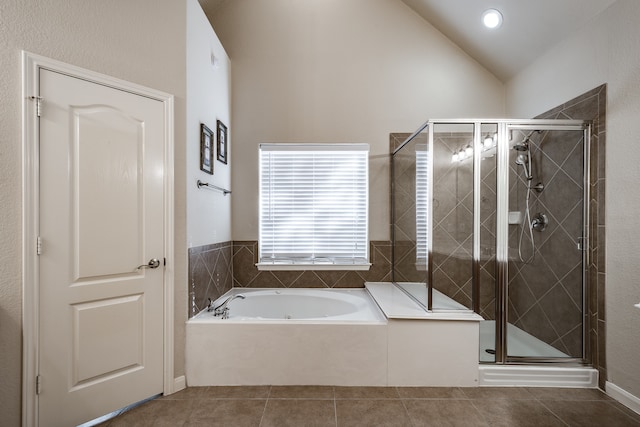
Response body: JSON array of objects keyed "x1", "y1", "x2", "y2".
[{"x1": 38, "y1": 69, "x2": 165, "y2": 427}]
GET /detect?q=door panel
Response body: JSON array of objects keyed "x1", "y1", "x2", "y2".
[
  {"x1": 75, "y1": 106, "x2": 144, "y2": 279},
  {"x1": 38, "y1": 69, "x2": 165, "y2": 427},
  {"x1": 505, "y1": 127, "x2": 586, "y2": 361},
  {"x1": 71, "y1": 294, "x2": 144, "y2": 388}
]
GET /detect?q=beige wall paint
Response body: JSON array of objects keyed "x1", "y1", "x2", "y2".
[
  {"x1": 0, "y1": 1, "x2": 187, "y2": 424},
  {"x1": 506, "y1": 0, "x2": 640, "y2": 399},
  {"x1": 205, "y1": 0, "x2": 505, "y2": 242},
  {"x1": 187, "y1": 0, "x2": 232, "y2": 249}
]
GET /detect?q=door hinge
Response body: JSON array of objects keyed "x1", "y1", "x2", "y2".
[
  {"x1": 29, "y1": 96, "x2": 43, "y2": 117},
  {"x1": 37, "y1": 236, "x2": 42, "y2": 255},
  {"x1": 36, "y1": 375, "x2": 42, "y2": 395}
]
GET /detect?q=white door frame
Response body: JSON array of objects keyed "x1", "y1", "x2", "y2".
[{"x1": 21, "y1": 51, "x2": 175, "y2": 427}]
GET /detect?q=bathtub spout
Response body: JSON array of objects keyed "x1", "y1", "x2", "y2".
[{"x1": 211, "y1": 294, "x2": 246, "y2": 318}]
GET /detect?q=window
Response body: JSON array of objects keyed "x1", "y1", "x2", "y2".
[
  {"x1": 258, "y1": 143, "x2": 369, "y2": 270},
  {"x1": 416, "y1": 146, "x2": 428, "y2": 269}
]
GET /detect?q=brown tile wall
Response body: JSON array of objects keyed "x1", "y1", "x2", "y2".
[
  {"x1": 189, "y1": 240, "x2": 391, "y2": 318},
  {"x1": 535, "y1": 84, "x2": 606, "y2": 386},
  {"x1": 232, "y1": 241, "x2": 392, "y2": 288},
  {"x1": 188, "y1": 241, "x2": 233, "y2": 318}
]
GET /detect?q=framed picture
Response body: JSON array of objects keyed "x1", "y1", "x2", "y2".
[
  {"x1": 200, "y1": 123, "x2": 214, "y2": 175},
  {"x1": 216, "y1": 120, "x2": 228, "y2": 164}
]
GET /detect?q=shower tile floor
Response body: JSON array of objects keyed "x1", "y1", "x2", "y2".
[{"x1": 97, "y1": 386, "x2": 640, "y2": 426}]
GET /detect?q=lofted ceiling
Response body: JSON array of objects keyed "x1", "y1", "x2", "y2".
[{"x1": 199, "y1": 0, "x2": 617, "y2": 81}]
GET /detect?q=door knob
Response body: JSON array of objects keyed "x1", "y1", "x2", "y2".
[{"x1": 137, "y1": 258, "x2": 161, "y2": 269}]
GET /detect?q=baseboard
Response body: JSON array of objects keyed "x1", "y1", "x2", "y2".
[
  {"x1": 479, "y1": 365, "x2": 598, "y2": 388},
  {"x1": 173, "y1": 375, "x2": 186, "y2": 393},
  {"x1": 606, "y1": 382, "x2": 640, "y2": 415}
]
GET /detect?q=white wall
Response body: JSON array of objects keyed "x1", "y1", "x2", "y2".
[
  {"x1": 506, "y1": 0, "x2": 640, "y2": 400},
  {"x1": 0, "y1": 1, "x2": 187, "y2": 424},
  {"x1": 187, "y1": 0, "x2": 232, "y2": 248},
  {"x1": 206, "y1": 0, "x2": 505, "y2": 242}
]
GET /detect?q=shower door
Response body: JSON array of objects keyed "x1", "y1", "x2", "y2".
[
  {"x1": 497, "y1": 123, "x2": 590, "y2": 363},
  {"x1": 391, "y1": 119, "x2": 592, "y2": 365}
]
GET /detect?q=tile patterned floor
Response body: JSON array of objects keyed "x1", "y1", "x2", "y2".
[{"x1": 98, "y1": 386, "x2": 640, "y2": 426}]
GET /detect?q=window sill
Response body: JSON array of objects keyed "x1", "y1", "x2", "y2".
[{"x1": 256, "y1": 263, "x2": 371, "y2": 271}]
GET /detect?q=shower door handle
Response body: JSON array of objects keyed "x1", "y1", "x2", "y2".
[{"x1": 137, "y1": 258, "x2": 161, "y2": 269}]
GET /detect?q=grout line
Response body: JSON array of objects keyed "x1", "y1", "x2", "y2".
[
  {"x1": 257, "y1": 386, "x2": 271, "y2": 427},
  {"x1": 536, "y1": 398, "x2": 571, "y2": 427},
  {"x1": 333, "y1": 392, "x2": 338, "y2": 427},
  {"x1": 397, "y1": 388, "x2": 419, "y2": 427}
]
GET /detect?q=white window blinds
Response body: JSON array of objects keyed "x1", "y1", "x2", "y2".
[
  {"x1": 416, "y1": 147, "x2": 429, "y2": 267},
  {"x1": 259, "y1": 143, "x2": 369, "y2": 268}
]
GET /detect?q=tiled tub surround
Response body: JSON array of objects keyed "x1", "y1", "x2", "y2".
[
  {"x1": 185, "y1": 283, "x2": 481, "y2": 387},
  {"x1": 188, "y1": 241, "x2": 233, "y2": 318},
  {"x1": 189, "y1": 240, "x2": 392, "y2": 319},
  {"x1": 232, "y1": 240, "x2": 393, "y2": 288}
]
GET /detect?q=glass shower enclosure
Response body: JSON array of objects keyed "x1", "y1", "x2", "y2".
[{"x1": 391, "y1": 119, "x2": 592, "y2": 364}]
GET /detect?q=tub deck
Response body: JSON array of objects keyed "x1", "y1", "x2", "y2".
[{"x1": 186, "y1": 284, "x2": 482, "y2": 387}]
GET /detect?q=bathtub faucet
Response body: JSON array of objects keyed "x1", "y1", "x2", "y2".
[{"x1": 210, "y1": 294, "x2": 246, "y2": 318}]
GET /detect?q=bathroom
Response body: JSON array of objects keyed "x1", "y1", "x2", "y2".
[
  {"x1": 2, "y1": 0, "x2": 640, "y2": 425},
  {"x1": 186, "y1": 0, "x2": 630, "y2": 410}
]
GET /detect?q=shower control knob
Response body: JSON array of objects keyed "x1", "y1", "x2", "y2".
[{"x1": 531, "y1": 213, "x2": 548, "y2": 232}]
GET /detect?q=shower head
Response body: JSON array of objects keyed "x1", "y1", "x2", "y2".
[{"x1": 513, "y1": 140, "x2": 529, "y2": 151}]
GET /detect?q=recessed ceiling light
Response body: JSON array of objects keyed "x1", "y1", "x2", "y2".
[{"x1": 482, "y1": 9, "x2": 503, "y2": 29}]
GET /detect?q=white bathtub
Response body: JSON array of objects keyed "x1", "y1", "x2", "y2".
[
  {"x1": 186, "y1": 284, "x2": 483, "y2": 387},
  {"x1": 186, "y1": 288, "x2": 388, "y2": 386},
  {"x1": 190, "y1": 288, "x2": 386, "y2": 322}
]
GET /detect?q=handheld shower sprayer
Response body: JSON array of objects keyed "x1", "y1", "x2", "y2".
[
  {"x1": 515, "y1": 153, "x2": 533, "y2": 180},
  {"x1": 513, "y1": 130, "x2": 542, "y2": 264}
]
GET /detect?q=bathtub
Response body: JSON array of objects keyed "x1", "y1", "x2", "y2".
[
  {"x1": 190, "y1": 288, "x2": 386, "y2": 322},
  {"x1": 186, "y1": 288, "x2": 388, "y2": 386},
  {"x1": 186, "y1": 284, "x2": 483, "y2": 387}
]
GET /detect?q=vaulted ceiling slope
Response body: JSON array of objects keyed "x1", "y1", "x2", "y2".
[
  {"x1": 199, "y1": 0, "x2": 617, "y2": 82},
  {"x1": 400, "y1": 0, "x2": 617, "y2": 81}
]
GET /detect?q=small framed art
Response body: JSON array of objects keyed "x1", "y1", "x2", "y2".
[
  {"x1": 216, "y1": 120, "x2": 228, "y2": 164},
  {"x1": 200, "y1": 123, "x2": 214, "y2": 174}
]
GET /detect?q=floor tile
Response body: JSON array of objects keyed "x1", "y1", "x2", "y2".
[
  {"x1": 472, "y1": 399, "x2": 565, "y2": 427},
  {"x1": 187, "y1": 399, "x2": 266, "y2": 426},
  {"x1": 526, "y1": 387, "x2": 612, "y2": 401},
  {"x1": 397, "y1": 387, "x2": 466, "y2": 399},
  {"x1": 335, "y1": 386, "x2": 400, "y2": 399},
  {"x1": 108, "y1": 400, "x2": 194, "y2": 426},
  {"x1": 261, "y1": 399, "x2": 336, "y2": 427},
  {"x1": 200, "y1": 385, "x2": 271, "y2": 399},
  {"x1": 541, "y1": 400, "x2": 640, "y2": 426},
  {"x1": 336, "y1": 399, "x2": 411, "y2": 427},
  {"x1": 404, "y1": 399, "x2": 489, "y2": 427},
  {"x1": 270, "y1": 385, "x2": 335, "y2": 399},
  {"x1": 461, "y1": 387, "x2": 535, "y2": 400},
  {"x1": 160, "y1": 386, "x2": 205, "y2": 400}
]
